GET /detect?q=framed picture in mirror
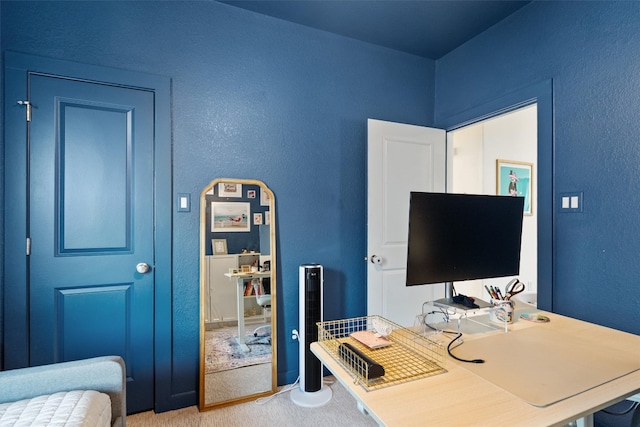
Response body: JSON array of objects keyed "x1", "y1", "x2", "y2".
[
  {"x1": 253, "y1": 213, "x2": 263, "y2": 225},
  {"x1": 260, "y1": 189, "x2": 271, "y2": 206},
  {"x1": 218, "y1": 182, "x2": 242, "y2": 198},
  {"x1": 212, "y1": 239, "x2": 227, "y2": 255},
  {"x1": 211, "y1": 202, "x2": 250, "y2": 232}
]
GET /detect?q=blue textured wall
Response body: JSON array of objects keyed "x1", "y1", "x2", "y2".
[
  {"x1": 436, "y1": 1, "x2": 640, "y2": 336},
  {"x1": 1, "y1": 0, "x2": 434, "y2": 409}
]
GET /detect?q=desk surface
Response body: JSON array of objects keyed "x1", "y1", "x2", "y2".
[
  {"x1": 311, "y1": 310, "x2": 640, "y2": 427},
  {"x1": 224, "y1": 271, "x2": 271, "y2": 279}
]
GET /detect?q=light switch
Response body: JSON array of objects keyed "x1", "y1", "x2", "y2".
[
  {"x1": 559, "y1": 192, "x2": 583, "y2": 213},
  {"x1": 570, "y1": 196, "x2": 579, "y2": 209},
  {"x1": 177, "y1": 193, "x2": 190, "y2": 212}
]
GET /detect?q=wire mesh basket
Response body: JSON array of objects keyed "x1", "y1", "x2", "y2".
[{"x1": 317, "y1": 315, "x2": 446, "y2": 391}]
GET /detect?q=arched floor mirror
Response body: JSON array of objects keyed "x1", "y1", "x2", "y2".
[{"x1": 199, "y1": 178, "x2": 277, "y2": 410}]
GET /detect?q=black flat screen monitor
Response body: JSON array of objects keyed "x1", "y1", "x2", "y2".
[{"x1": 406, "y1": 192, "x2": 524, "y2": 286}]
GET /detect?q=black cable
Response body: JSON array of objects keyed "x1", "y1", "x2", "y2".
[
  {"x1": 447, "y1": 332, "x2": 484, "y2": 364},
  {"x1": 422, "y1": 310, "x2": 457, "y2": 335},
  {"x1": 421, "y1": 302, "x2": 450, "y2": 322},
  {"x1": 420, "y1": 303, "x2": 483, "y2": 363}
]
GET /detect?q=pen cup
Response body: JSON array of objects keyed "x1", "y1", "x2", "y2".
[{"x1": 489, "y1": 299, "x2": 515, "y2": 324}]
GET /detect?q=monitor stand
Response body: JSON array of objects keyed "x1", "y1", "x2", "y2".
[
  {"x1": 432, "y1": 296, "x2": 493, "y2": 311},
  {"x1": 432, "y1": 282, "x2": 493, "y2": 312}
]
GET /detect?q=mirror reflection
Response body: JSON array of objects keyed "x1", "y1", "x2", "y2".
[{"x1": 199, "y1": 178, "x2": 277, "y2": 409}]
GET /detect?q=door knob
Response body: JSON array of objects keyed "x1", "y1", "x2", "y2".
[
  {"x1": 370, "y1": 255, "x2": 382, "y2": 265},
  {"x1": 136, "y1": 262, "x2": 151, "y2": 274}
]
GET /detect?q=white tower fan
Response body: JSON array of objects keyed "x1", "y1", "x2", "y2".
[{"x1": 290, "y1": 264, "x2": 333, "y2": 407}]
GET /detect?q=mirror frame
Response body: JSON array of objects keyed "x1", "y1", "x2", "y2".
[{"x1": 198, "y1": 178, "x2": 277, "y2": 410}]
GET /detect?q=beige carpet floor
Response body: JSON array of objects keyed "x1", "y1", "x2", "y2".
[
  {"x1": 204, "y1": 362, "x2": 272, "y2": 404},
  {"x1": 128, "y1": 377, "x2": 378, "y2": 427}
]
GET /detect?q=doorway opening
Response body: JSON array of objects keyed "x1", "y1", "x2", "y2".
[{"x1": 447, "y1": 104, "x2": 537, "y2": 304}]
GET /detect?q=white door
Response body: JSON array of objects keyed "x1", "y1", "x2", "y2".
[{"x1": 367, "y1": 119, "x2": 446, "y2": 327}]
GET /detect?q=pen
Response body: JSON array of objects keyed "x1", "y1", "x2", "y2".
[
  {"x1": 489, "y1": 286, "x2": 498, "y2": 299},
  {"x1": 495, "y1": 287, "x2": 505, "y2": 300},
  {"x1": 484, "y1": 285, "x2": 494, "y2": 298}
]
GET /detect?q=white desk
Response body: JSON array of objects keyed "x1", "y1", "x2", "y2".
[
  {"x1": 224, "y1": 271, "x2": 271, "y2": 352},
  {"x1": 311, "y1": 310, "x2": 640, "y2": 426}
]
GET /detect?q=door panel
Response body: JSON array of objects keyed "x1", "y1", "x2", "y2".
[
  {"x1": 367, "y1": 119, "x2": 446, "y2": 326},
  {"x1": 56, "y1": 284, "x2": 131, "y2": 362},
  {"x1": 59, "y1": 101, "x2": 130, "y2": 251},
  {"x1": 28, "y1": 73, "x2": 154, "y2": 412}
]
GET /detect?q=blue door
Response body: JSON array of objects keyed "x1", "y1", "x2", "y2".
[{"x1": 28, "y1": 73, "x2": 155, "y2": 412}]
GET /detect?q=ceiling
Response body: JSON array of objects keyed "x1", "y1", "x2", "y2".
[{"x1": 219, "y1": 1, "x2": 530, "y2": 60}]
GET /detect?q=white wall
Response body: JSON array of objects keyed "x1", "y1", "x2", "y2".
[{"x1": 450, "y1": 104, "x2": 537, "y2": 301}]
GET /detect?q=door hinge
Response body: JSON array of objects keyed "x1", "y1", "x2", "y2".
[
  {"x1": 26, "y1": 237, "x2": 31, "y2": 256},
  {"x1": 17, "y1": 100, "x2": 32, "y2": 122}
]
